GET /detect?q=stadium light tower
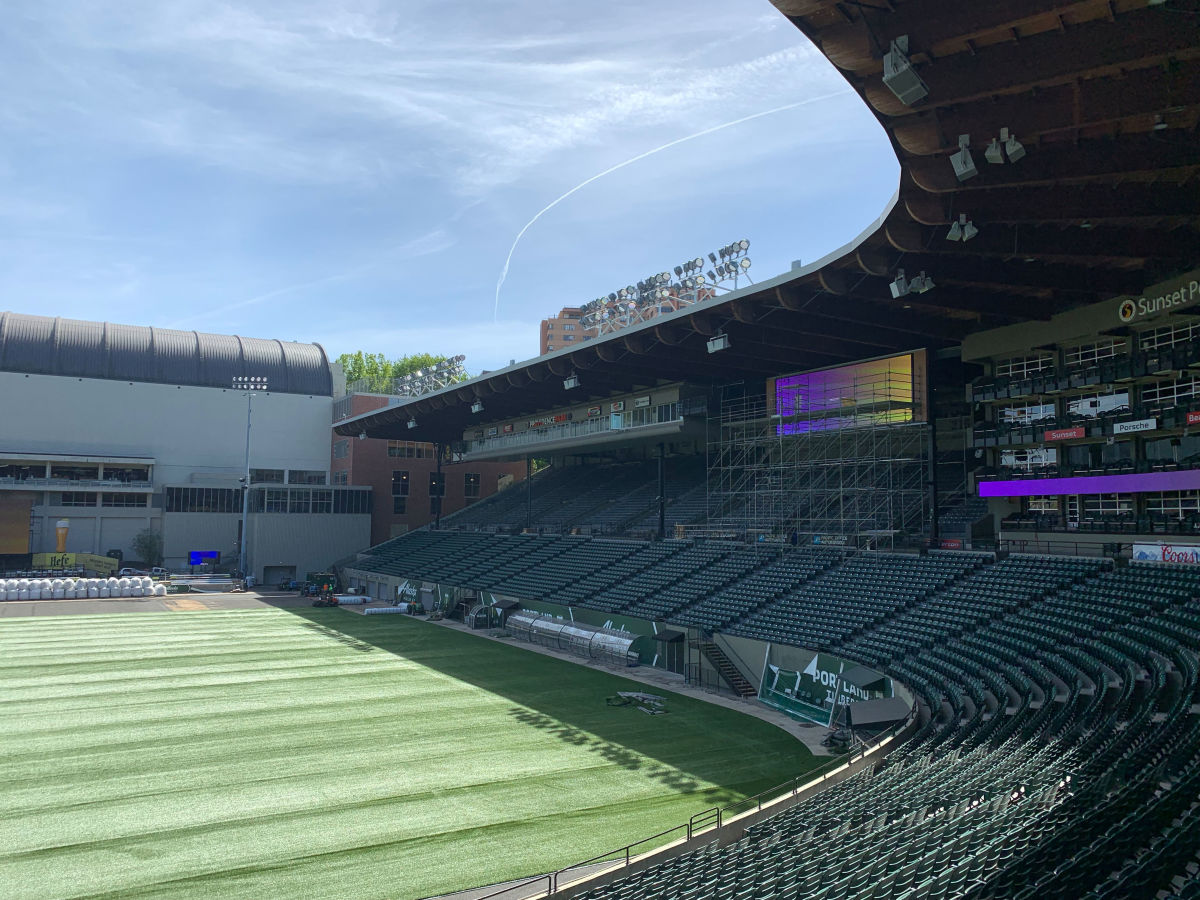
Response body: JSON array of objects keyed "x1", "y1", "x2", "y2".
[{"x1": 232, "y1": 375, "x2": 269, "y2": 584}]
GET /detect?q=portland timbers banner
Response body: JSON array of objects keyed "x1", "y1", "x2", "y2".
[{"x1": 758, "y1": 651, "x2": 879, "y2": 726}]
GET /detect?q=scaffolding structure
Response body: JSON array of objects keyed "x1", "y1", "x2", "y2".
[{"x1": 707, "y1": 359, "x2": 932, "y2": 548}]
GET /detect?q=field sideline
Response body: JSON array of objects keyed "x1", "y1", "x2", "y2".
[{"x1": 0, "y1": 607, "x2": 813, "y2": 900}]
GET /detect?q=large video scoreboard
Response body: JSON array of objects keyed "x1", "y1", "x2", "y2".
[{"x1": 768, "y1": 350, "x2": 927, "y2": 435}]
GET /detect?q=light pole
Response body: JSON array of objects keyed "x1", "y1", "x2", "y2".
[{"x1": 232, "y1": 376, "x2": 269, "y2": 583}]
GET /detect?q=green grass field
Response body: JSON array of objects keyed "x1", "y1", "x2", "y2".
[{"x1": 0, "y1": 607, "x2": 813, "y2": 900}]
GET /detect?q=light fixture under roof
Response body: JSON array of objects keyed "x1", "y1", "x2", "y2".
[
  {"x1": 407, "y1": 418, "x2": 417, "y2": 429},
  {"x1": 707, "y1": 333, "x2": 731, "y2": 353},
  {"x1": 563, "y1": 374, "x2": 580, "y2": 390},
  {"x1": 946, "y1": 214, "x2": 978, "y2": 242},
  {"x1": 1002, "y1": 127, "x2": 1025, "y2": 162},
  {"x1": 882, "y1": 35, "x2": 929, "y2": 106},
  {"x1": 910, "y1": 271, "x2": 935, "y2": 294},
  {"x1": 470, "y1": 400, "x2": 484, "y2": 414},
  {"x1": 950, "y1": 134, "x2": 977, "y2": 181},
  {"x1": 889, "y1": 269, "x2": 910, "y2": 299}
]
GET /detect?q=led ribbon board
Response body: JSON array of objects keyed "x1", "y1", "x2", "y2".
[{"x1": 979, "y1": 469, "x2": 1200, "y2": 498}]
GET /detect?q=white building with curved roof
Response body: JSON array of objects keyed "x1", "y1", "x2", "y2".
[{"x1": 0, "y1": 312, "x2": 369, "y2": 583}]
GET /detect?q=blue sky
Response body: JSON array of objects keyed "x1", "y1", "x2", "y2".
[{"x1": 0, "y1": 1, "x2": 898, "y2": 372}]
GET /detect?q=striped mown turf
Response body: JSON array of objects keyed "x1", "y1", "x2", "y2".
[{"x1": 0, "y1": 607, "x2": 813, "y2": 900}]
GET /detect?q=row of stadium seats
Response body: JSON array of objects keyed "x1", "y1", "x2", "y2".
[
  {"x1": 440, "y1": 460, "x2": 709, "y2": 535},
  {"x1": 574, "y1": 561, "x2": 1200, "y2": 899},
  {"x1": 355, "y1": 530, "x2": 1200, "y2": 894}
]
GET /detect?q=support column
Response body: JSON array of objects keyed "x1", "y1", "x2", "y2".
[
  {"x1": 434, "y1": 443, "x2": 443, "y2": 530},
  {"x1": 926, "y1": 348, "x2": 940, "y2": 546},
  {"x1": 657, "y1": 442, "x2": 666, "y2": 540}
]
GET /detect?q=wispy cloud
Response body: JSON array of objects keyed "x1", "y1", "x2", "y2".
[
  {"x1": 164, "y1": 225, "x2": 458, "y2": 328},
  {"x1": 1, "y1": 1, "x2": 838, "y2": 191}
]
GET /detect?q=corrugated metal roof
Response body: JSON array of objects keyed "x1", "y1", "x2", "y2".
[{"x1": 0, "y1": 312, "x2": 332, "y2": 396}]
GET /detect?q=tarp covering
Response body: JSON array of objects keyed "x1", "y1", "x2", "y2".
[
  {"x1": 845, "y1": 697, "x2": 910, "y2": 727},
  {"x1": 841, "y1": 665, "x2": 888, "y2": 691}
]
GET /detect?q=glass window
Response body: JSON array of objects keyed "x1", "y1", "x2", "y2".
[
  {"x1": 102, "y1": 493, "x2": 147, "y2": 508},
  {"x1": 387, "y1": 441, "x2": 428, "y2": 458},
  {"x1": 287, "y1": 470, "x2": 326, "y2": 485},
  {"x1": 562, "y1": 323, "x2": 575, "y2": 331},
  {"x1": 265, "y1": 489, "x2": 288, "y2": 513},
  {"x1": 392, "y1": 470, "x2": 409, "y2": 496},
  {"x1": 1000, "y1": 448, "x2": 1057, "y2": 470},
  {"x1": 1066, "y1": 392, "x2": 1129, "y2": 418},
  {"x1": 165, "y1": 487, "x2": 239, "y2": 513},
  {"x1": 311, "y1": 490, "x2": 333, "y2": 514},
  {"x1": 1082, "y1": 493, "x2": 1133, "y2": 517},
  {"x1": 250, "y1": 468, "x2": 285, "y2": 484},
  {"x1": 1001, "y1": 402, "x2": 1056, "y2": 425},
  {"x1": 1140, "y1": 320, "x2": 1200, "y2": 350},
  {"x1": 289, "y1": 489, "x2": 311, "y2": 514},
  {"x1": 58, "y1": 492, "x2": 95, "y2": 507},
  {"x1": 393, "y1": 495, "x2": 407, "y2": 515},
  {"x1": 332, "y1": 471, "x2": 348, "y2": 485},
  {"x1": 1142, "y1": 375, "x2": 1200, "y2": 408},
  {"x1": 1145, "y1": 491, "x2": 1200, "y2": 520},
  {"x1": 464, "y1": 473, "x2": 480, "y2": 499},
  {"x1": 333, "y1": 489, "x2": 372, "y2": 515},
  {"x1": 333, "y1": 440, "x2": 349, "y2": 460},
  {"x1": 993, "y1": 354, "x2": 1054, "y2": 379},
  {"x1": 1026, "y1": 496, "x2": 1059, "y2": 512},
  {"x1": 1064, "y1": 339, "x2": 1124, "y2": 367}
]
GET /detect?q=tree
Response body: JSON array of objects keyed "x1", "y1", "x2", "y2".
[
  {"x1": 132, "y1": 528, "x2": 164, "y2": 568},
  {"x1": 335, "y1": 351, "x2": 467, "y2": 392}
]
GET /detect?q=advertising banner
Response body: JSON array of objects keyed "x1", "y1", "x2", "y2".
[
  {"x1": 1132, "y1": 544, "x2": 1200, "y2": 564},
  {"x1": 1188, "y1": 411, "x2": 1200, "y2": 426},
  {"x1": 758, "y1": 652, "x2": 885, "y2": 726},
  {"x1": 980, "y1": 469, "x2": 1200, "y2": 498},
  {"x1": 1044, "y1": 426, "x2": 1085, "y2": 441},
  {"x1": 1113, "y1": 418, "x2": 1157, "y2": 435}
]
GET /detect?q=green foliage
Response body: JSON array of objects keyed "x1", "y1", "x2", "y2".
[
  {"x1": 131, "y1": 528, "x2": 163, "y2": 567},
  {"x1": 336, "y1": 351, "x2": 465, "y2": 392}
]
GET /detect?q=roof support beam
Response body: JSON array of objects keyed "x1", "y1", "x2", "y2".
[
  {"x1": 903, "y1": 183, "x2": 1200, "y2": 225},
  {"x1": 863, "y1": 7, "x2": 1199, "y2": 117},
  {"x1": 906, "y1": 131, "x2": 1200, "y2": 191},
  {"x1": 884, "y1": 219, "x2": 1200, "y2": 264}
]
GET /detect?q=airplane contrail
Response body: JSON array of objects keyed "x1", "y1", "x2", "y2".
[{"x1": 492, "y1": 89, "x2": 852, "y2": 321}]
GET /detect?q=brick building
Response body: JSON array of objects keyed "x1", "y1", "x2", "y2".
[
  {"x1": 331, "y1": 393, "x2": 525, "y2": 545},
  {"x1": 539, "y1": 307, "x2": 585, "y2": 355}
]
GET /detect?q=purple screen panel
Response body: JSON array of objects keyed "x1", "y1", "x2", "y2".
[{"x1": 978, "y1": 470, "x2": 1200, "y2": 498}]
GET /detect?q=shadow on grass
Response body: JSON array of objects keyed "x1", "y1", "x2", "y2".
[{"x1": 272, "y1": 604, "x2": 811, "y2": 805}]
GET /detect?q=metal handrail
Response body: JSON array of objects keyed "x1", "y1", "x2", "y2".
[{"x1": 469, "y1": 714, "x2": 911, "y2": 900}]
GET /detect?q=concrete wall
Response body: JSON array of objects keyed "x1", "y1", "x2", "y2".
[
  {"x1": 162, "y1": 512, "x2": 241, "y2": 568},
  {"x1": 0, "y1": 371, "x2": 333, "y2": 485},
  {"x1": 31, "y1": 503, "x2": 158, "y2": 556},
  {"x1": 248, "y1": 512, "x2": 371, "y2": 583}
]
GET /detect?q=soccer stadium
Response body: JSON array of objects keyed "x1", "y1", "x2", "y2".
[{"x1": 3, "y1": 1, "x2": 1200, "y2": 899}]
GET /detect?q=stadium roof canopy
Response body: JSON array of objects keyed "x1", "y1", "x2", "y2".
[
  {"x1": 0, "y1": 311, "x2": 334, "y2": 396},
  {"x1": 338, "y1": 0, "x2": 1200, "y2": 444}
]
